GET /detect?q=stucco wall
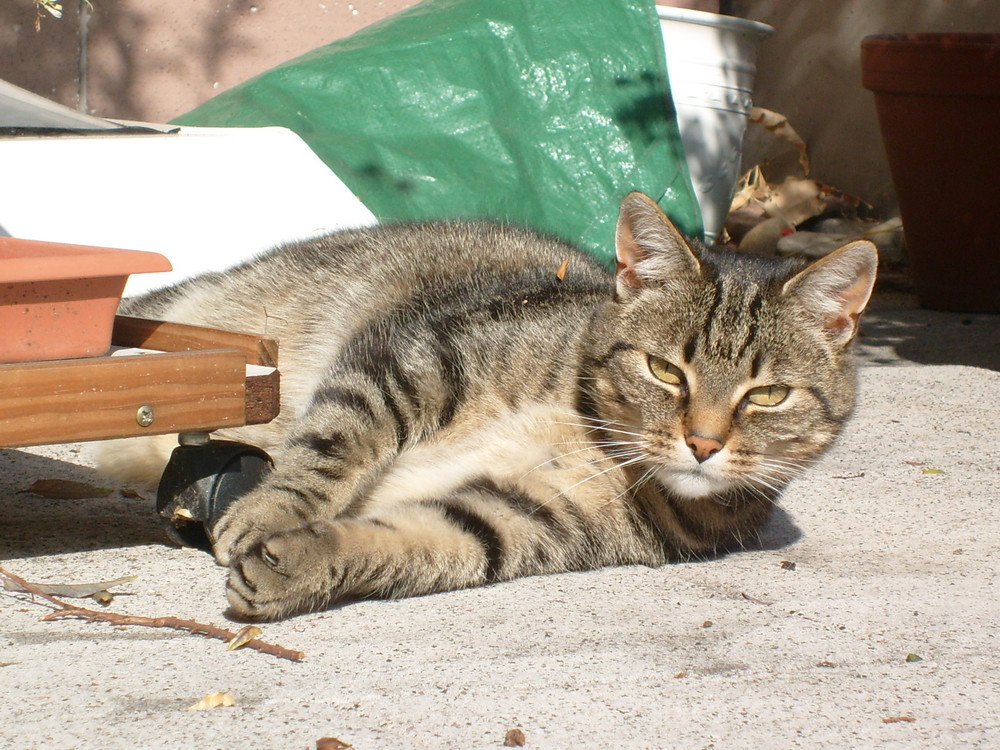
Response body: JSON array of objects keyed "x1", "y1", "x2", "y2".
[
  {"x1": 1, "y1": 0, "x2": 419, "y2": 121},
  {"x1": 738, "y1": 0, "x2": 1000, "y2": 215}
]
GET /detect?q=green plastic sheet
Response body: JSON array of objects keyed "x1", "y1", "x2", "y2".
[{"x1": 173, "y1": 0, "x2": 701, "y2": 265}]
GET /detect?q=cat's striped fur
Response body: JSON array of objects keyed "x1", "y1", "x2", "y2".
[{"x1": 105, "y1": 192, "x2": 876, "y2": 621}]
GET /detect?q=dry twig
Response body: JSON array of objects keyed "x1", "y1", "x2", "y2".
[{"x1": 0, "y1": 566, "x2": 304, "y2": 663}]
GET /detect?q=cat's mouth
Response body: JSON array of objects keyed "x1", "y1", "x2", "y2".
[{"x1": 653, "y1": 465, "x2": 733, "y2": 500}]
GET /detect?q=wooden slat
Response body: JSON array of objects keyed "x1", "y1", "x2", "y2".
[
  {"x1": 0, "y1": 349, "x2": 249, "y2": 448},
  {"x1": 112, "y1": 315, "x2": 278, "y2": 367},
  {"x1": 245, "y1": 370, "x2": 281, "y2": 426}
]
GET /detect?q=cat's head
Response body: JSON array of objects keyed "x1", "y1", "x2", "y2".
[{"x1": 588, "y1": 191, "x2": 876, "y2": 505}]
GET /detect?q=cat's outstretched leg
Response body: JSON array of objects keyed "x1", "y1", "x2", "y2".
[{"x1": 224, "y1": 480, "x2": 643, "y2": 620}]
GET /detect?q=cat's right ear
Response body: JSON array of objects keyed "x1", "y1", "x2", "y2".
[{"x1": 614, "y1": 191, "x2": 701, "y2": 300}]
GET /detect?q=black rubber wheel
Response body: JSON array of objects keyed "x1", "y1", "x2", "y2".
[{"x1": 155, "y1": 439, "x2": 273, "y2": 551}]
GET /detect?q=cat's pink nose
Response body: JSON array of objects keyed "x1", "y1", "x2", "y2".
[{"x1": 686, "y1": 435, "x2": 724, "y2": 463}]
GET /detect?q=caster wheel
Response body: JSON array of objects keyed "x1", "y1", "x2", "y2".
[{"x1": 156, "y1": 438, "x2": 273, "y2": 551}]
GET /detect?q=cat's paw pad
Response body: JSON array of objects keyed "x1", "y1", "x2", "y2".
[{"x1": 225, "y1": 523, "x2": 338, "y2": 621}]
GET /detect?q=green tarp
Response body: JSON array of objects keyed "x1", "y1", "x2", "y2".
[{"x1": 173, "y1": 0, "x2": 701, "y2": 265}]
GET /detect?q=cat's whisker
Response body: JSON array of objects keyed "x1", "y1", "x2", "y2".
[
  {"x1": 517, "y1": 440, "x2": 643, "y2": 481},
  {"x1": 600, "y1": 464, "x2": 658, "y2": 509},
  {"x1": 554, "y1": 420, "x2": 646, "y2": 439},
  {"x1": 543, "y1": 452, "x2": 649, "y2": 506}
]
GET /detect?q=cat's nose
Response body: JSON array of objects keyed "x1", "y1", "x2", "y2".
[{"x1": 686, "y1": 434, "x2": 724, "y2": 463}]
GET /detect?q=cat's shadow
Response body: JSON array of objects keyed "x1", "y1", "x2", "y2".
[{"x1": 749, "y1": 505, "x2": 801, "y2": 551}]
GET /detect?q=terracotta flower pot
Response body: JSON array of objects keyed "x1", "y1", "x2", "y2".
[
  {"x1": 0, "y1": 238, "x2": 171, "y2": 363},
  {"x1": 862, "y1": 33, "x2": 1000, "y2": 313}
]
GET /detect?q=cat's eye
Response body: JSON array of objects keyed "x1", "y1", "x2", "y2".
[
  {"x1": 745, "y1": 385, "x2": 790, "y2": 407},
  {"x1": 648, "y1": 355, "x2": 684, "y2": 386}
]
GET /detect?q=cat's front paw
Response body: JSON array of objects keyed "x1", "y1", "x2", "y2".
[
  {"x1": 211, "y1": 491, "x2": 311, "y2": 567},
  {"x1": 225, "y1": 522, "x2": 342, "y2": 621}
]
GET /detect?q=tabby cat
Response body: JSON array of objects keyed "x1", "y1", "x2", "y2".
[{"x1": 105, "y1": 192, "x2": 877, "y2": 621}]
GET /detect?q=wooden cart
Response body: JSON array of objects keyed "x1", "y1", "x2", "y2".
[{"x1": 0, "y1": 315, "x2": 280, "y2": 546}]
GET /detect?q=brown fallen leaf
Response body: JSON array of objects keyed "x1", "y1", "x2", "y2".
[
  {"x1": 187, "y1": 691, "x2": 236, "y2": 711},
  {"x1": 882, "y1": 716, "x2": 916, "y2": 724},
  {"x1": 2, "y1": 574, "x2": 137, "y2": 599},
  {"x1": 227, "y1": 625, "x2": 263, "y2": 651},
  {"x1": 316, "y1": 738, "x2": 352, "y2": 750},
  {"x1": 555, "y1": 257, "x2": 569, "y2": 281},
  {"x1": 20, "y1": 479, "x2": 113, "y2": 499},
  {"x1": 120, "y1": 488, "x2": 145, "y2": 499},
  {"x1": 748, "y1": 107, "x2": 810, "y2": 175},
  {"x1": 503, "y1": 728, "x2": 526, "y2": 747},
  {"x1": 741, "y1": 592, "x2": 773, "y2": 606}
]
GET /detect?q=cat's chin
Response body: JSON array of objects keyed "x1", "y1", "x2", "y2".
[{"x1": 654, "y1": 467, "x2": 733, "y2": 501}]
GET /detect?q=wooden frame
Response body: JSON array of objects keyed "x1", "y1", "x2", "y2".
[{"x1": 0, "y1": 315, "x2": 279, "y2": 448}]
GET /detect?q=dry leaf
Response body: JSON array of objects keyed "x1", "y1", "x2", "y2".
[
  {"x1": 921, "y1": 468, "x2": 945, "y2": 475},
  {"x1": 882, "y1": 716, "x2": 916, "y2": 724},
  {"x1": 227, "y1": 625, "x2": 263, "y2": 651},
  {"x1": 761, "y1": 177, "x2": 825, "y2": 227},
  {"x1": 503, "y1": 728, "x2": 526, "y2": 747},
  {"x1": 21, "y1": 479, "x2": 113, "y2": 499},
  {"x1": 187, "y1": 691, "x2": 236, "y2": 711},
  {"x1": 316, "y1": 738, "x2": 352, "y2": 750},
  {"x1": 729, "y1": 165, "x2": 773, "y2": 214},
  {"x1": 749, "y1": 107, "x2": 810, "y2": 175},
  {"x1": 555, "y1": 258, "x2": 569, "y2": 281},
  {"x1": 2, "y1": 574, "x2": 136, "y2": 599}
]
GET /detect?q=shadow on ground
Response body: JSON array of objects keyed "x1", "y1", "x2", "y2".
[
  {"x1": 860, "y1": 288, "x2": 1000, "y2": 372},
  {"x1": 0, "y1": 448, "x2": 169, "y2": 560}
]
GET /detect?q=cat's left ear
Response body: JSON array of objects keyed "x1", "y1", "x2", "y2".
[
  {"x1": 782, "y1": 240, "x2": 878, "y2": 347},
  {"x1": 614, "y1": 191, "x2": 701, "y2": 299}
]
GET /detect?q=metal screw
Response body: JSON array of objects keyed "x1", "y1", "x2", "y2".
[{"x1": 136, "y1": 405, "x2": 155, "y2": 427}]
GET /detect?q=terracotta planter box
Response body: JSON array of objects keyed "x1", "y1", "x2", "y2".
[{"x1": 0, "y1": 237, "x2": 172, "y2": 363}]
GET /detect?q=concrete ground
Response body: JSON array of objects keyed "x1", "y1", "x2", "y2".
[{"x1": 1, "y1": 282, "x2": 998, "y2": 749}]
